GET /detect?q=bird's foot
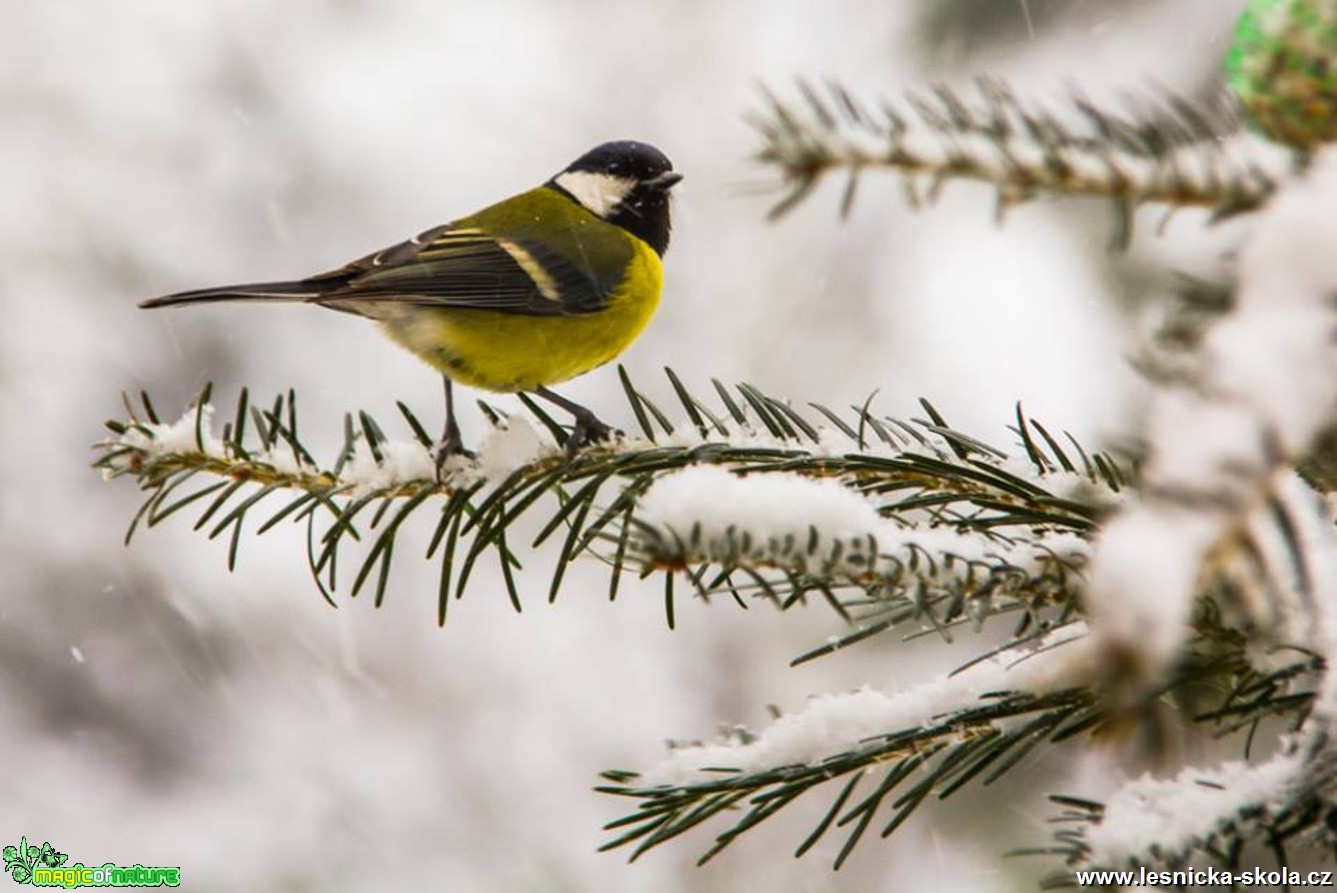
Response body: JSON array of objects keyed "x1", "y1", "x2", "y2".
[
  {"x1": 431, "y1": 430, "x2": 475, "y2": 482},
  {"x1": 565, "y1": 411, "x2": 619, "y2": 458},
  {"x1": 528, "y1": 386, "x2": 620, "y2": 458}
]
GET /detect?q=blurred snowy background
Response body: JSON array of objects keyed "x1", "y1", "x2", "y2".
[{"x1": 2, "y1": 1, "x2": 1248, "y2": 890}]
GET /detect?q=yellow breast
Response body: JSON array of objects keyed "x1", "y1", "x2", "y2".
[{"x1": 378, "y1": 238, "x2": 663, "y2": 393}]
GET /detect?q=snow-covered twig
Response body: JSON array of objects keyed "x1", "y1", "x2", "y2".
[
  {"x1": 99, "y1": 377, "x2": 1119, "y2": 623},
  {"x1": 1089, "y1": 149, "x2": 1337, "y2": 689},
  {"x1": 754, "y1": 79, "x2": 1292, "y2": 230},
  {"x1": 638, "y1": 624, "x2": 1095, "y2": 789},
  {"x1": 631, "y1": 465, "x2": 1087, "y2": 648},
  {"x1": 1070, "y1": 149, "x2": 1337, "y2": 871}
]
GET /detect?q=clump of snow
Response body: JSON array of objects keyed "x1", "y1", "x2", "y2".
[
  {"x1": 1088, "y1": 508, "x2": 1220, "y2": 678},
  {"x1": 253, "y1": 443, "x2": 317, "y2": 477},
  {"x1": 1208, "y1": 310, "x2": 1337, "y2": 456},
  {"x1": 639, "y1": 465, "x2": 884, "y2": 542},
  {"x1": 639, "y1": 624, "x2": 1094, "y2": 786},
  {"x1": 1239, "y1": 150, "x2": 1337, "y2": 303},
  {"x1": 1144, "y1": 392, "x2": 1268, "y2": 501},
  {"x1": 1085, "y1": 752, "x2": 1303, "y2": 866},
  {"x1": 110, "y1": 402, "x2": 317, "y2": 478},
  {"x1": 342, "y1": 437, "x2": 436, "y2": 497},
  {"x1": 110, "y1": 399, "x2": 558, "y2": 491},
  {"x1": 636, "y1": 466, "x2": 1088, "y2": 584},
  {"x1": 109, "y1": 403, "x2": 226, "y2": 470},
  {"x1": 340, "y1": 417, "x2": 553, "y2": 493},
  {"x1": 473, "y1": 417, "x2": 547, "y2": 481},
  {"x1": 997, "y1": 457, "x2": 1125, "y2": 506}
]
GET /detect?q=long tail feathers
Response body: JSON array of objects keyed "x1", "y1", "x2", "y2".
[{"x1": 139, "y1": 280, "x2": 323, "y2": 309}]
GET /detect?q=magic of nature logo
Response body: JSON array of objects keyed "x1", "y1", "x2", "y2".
[{"x1": 3, "y1": 837, "x2": 180, "y2": 888}]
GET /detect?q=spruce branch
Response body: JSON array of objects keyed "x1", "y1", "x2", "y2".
[
  {"x1": 1035, "y1": 480, "x2": 1337, "y2": 880},
  {"x1": 753, "y1": 79, "x2": 1293, "y2": 237},
  {"x1": 1085, "y1": 153, "x2": 1337, "y2": 704},
  {"x1": 1030, "y1": 152, "x2": 1337, "y2": 881},
  {"x1": 621, "y1": 463, "x2": 1090, "y2": 662},
  {"x1": 96, "y1": 373, "x2": 1121, "y2": 627},
  {"x1": 598, "y1": 626, "x2": 1101, "y2": 869},
  {"x1": 598, "y1": 601, "x2": 1324, "y2": 871},
  {"x1": 1037, "y1": 752, "x2": 1337, "y2": 888}
]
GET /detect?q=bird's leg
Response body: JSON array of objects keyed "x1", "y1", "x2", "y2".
[
  {"x1": 432, "y1": 375, "x2": 474, "y2": 475},
  {"x1": 532, "y1": 386, "x2": 617, "y2": 456}
]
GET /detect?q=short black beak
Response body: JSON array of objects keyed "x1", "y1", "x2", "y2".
[{"x1": 646, "y1": 171, "x2": 683, "y2": 191}]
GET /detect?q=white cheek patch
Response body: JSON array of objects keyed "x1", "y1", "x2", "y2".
[{"x1": 554, "y1": 170, "x2": 637, "y2": 218}]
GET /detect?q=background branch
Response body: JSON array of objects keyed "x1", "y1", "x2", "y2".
[{"x1": 753, "y1": 78, "x2": 1294, "y2": 240}]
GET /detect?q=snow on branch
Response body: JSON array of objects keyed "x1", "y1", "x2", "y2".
[
  {"x1": 754, "y1": 79, "x2": 1293, "y2": 234},
  {"x1": 638, "y1": 624, "x2": 1095, "y2": 789},
  {"x1": 630, "y1": 465, "x2": 1087, "y2": 645},
  {"x1": 1082, "y1": 752, "x2": 1306, "y2": 866},
  {"x1": 598, "y1": 626, "x2": 1099, "y2": 867},
  {"x1": 98, "y1": 376, "x2": 1119, "y2": 624},
  {"x1": 1064, "y1": 149, "x2": 1337, "y2": 872},
  {"x1": 1088, "y1": 149, "x2": 1337, "y2": 689}
]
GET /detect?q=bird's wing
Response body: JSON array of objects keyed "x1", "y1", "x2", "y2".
[{"x1": 305, "y1": 226, "x2": 610, "y2": 317}]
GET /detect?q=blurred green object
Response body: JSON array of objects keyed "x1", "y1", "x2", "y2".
[{"x1": 1225, "y1": 0, "x2": 1337, "y2": 148}]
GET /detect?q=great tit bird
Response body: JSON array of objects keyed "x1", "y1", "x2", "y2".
[{"x1": 141, "y1": 140, "x2": 681, "y2": 465}]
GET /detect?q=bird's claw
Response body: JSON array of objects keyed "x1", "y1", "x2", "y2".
[
  {"x1": 432, "y1": 432, "x2": 475, "y2": 482},
  {"x1": 565, "y1": 414, "x2": 619, "y2": 458}
]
